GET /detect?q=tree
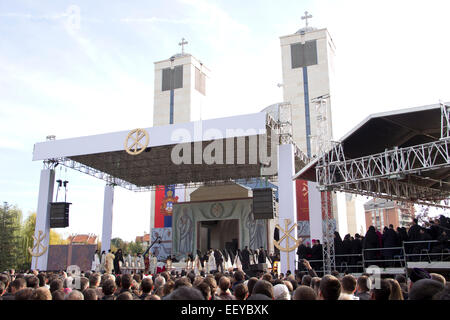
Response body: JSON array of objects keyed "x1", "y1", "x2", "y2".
[
  {"x1": 20, "y1": 212, "x2": 68, "y2": 270},
  {"x1": 110, "y1": 237, "x2": 128, "y2": 253},
  {"x1": 0, "y1": 202, "x2": 22, "y2": 272},
  {"x1": 128, "y1": 241, "x2": 144, "y2": 255}
]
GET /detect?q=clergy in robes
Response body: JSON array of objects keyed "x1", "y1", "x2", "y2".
[
  {"x1": 166, "y1": 256, "x2": 173, "y2": 271},
  {"x1": 125, "y1": 254, "x2": 132, "y2": 274},
  {"x1": 207, "y1": 250, "x2": 216, "y2": 273},
  {"x1": 149, "y1": 253, "x2": 157, "y2": 274},
  {"x1": 105, "y1": 250, "x2": 115, "y2": 274},
  {"x1": 100, "y1": 251, "x2": 106, "y2": 273},
  {"x1": 214, "y1": 249, "x2": 224, "y2": 273},
  {"x1": 241, "y1": 247, "x2": 250, "y2": 271},
  {"x1": 186, "y1": 254, "x2": 194, "y2": 271},
  {"x1": 383, "y1": 225, "x2": 400, "y2": 266},
  {"x1": 407, "y1": 219, "x2": 422, "y2": 257},
  {"x1": 311, "y1": 240, "x2": 323, "y2": 271},
  {"x1": 363, "y1": 226, "x2": 379, "y2": 266},
  {"x1": 91, "y1": 250, "x2": 100, "y2": 272},
  {"x1": 258, "y1": 247, "x2": 267, "y2": 264},
  {"x1": 114, "y1": 249, "x2": 124, "y2": 274},
  {"x1": 137, "y1": 254, "x2": 145, "y2": 272},
  {"x1": 193, "y1": 253, "x2": 202, "y2": 275},
  {"x1": 131, "y1": 254, "x2": 138, "y2": 273}
]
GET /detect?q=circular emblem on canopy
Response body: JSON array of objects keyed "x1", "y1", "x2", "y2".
[
  {"x1": 210, "y1": 202, "x2": 224, "y2": 218},
  {"x1": 125, "y1": 128, "x2": 149, "y2": 155}
]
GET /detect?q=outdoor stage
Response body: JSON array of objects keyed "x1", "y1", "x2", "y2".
[{"x1": 31, "y1": 105, "x2": 309, "y2": 273}]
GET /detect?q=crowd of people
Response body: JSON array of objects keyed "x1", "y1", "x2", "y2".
[
  {"x1": 297, "y1": 216, "x2": 450, "y2": 271},
  {"x1": 1, "y1": 259, "x2": 449, "y2": 301},
  {"x1": 1, "y1": 216, "x2": 449, "y2": 301}
]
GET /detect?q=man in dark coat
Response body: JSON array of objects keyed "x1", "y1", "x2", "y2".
[
  {"x1": 297, "y1": 243, "x2": 309, "y2": 270},
  {"x1": 363, "y1": 226, "x2": 379, "y2": 266},
  {"x1": 351, "y1": 234, "x2": 363, "y2": 272},
  {"x1": 407, "y1": 219, "x2": 421, "y2": 255},
  {"x1": 342, "y1": 234, "x2": 353, "y2": 270},
  {"x1": 431, "y1": 231, "x2": 449, "y2": 261},
  {"x1": 382, "y1": 225, "x2": 399, "y2": 266},
  {"x1": 333, "y1": 232, "x2": 345, "y2": 272},
  {"x1": 310, "y1": 240, "x2": 323, "y2": 271}
]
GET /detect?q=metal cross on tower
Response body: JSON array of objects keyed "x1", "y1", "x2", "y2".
[
  {"x1": 179, "y1": 38, "x2": 188, "y2": 54},
  {"x1": 301, "y1": 11, "x2": 313, "y2": 29}
]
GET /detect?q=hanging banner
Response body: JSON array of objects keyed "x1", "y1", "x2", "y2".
[
  {"x1": 154, "y1": 185, "x2": 184, "y2": 228},
  {"x1": 296, "y1": 179, "x2": 310, "y2": 221}
]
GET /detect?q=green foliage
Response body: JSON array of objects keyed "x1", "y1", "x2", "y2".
[
  {"x1": 110, "y1": 238, "x2": 145, "y2": 255},
  {"x1": 128, "y1": 241, "x2": 144, "y2": 255},
  {"x1": 0, "y1": 203, "x2": 23, "y2": 272}
]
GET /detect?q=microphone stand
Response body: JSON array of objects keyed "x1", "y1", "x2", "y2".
[{"x1": 143, "y1": 236, "x2": 162, "y2": 258}]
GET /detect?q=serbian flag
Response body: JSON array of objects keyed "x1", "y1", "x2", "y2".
[{"x1": 154, "y1": 185, "x2": 185, "y2": 228}]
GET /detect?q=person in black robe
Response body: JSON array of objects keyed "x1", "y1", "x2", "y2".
[
  {"x1": 214, "y1": 249, "x2": 224, "y2": 273},
  {"x1": 113, "y1": 249, "x2": 124, "y2": 274},
  {"x1": 264, "y1": 249, "x2": 272, "y2": 268},
  {"x1": 350, "y1": 234, "x2": 363, "y2": 272},
  {"x1": 296, "y1": 243, "x2": 309, "y2": 270},
  {"x1": 241, "y1": 246, "x2": 250, "y2": 271},
  {"x1": 334, "y1": 231, "x2": 344, "y2": 271},
  {"x1": 407, "y1": 218, "x2": 421, "y2": 256},
  {"x1": 414, "y1": 227, "x2": 432, "y2": 262},
  {"x1": 227, "y1": 249, "x2": 235, "y2": 267},
  {"x1": 363, "y1": 226, "x2": 379, "y2": 267},
  {"x1": 382, "y1": 225, "x2": 399, "y2": 266},
  {"x1": 396, "y1": 227, "x2": 407, "y2": 246},
  {"x1": 431, "y1": 231, "x2": 449, "y2": 261},
  {"x1": 342, "y1": 234, "x2": 352, "y2": 270},
  {"x1": 310, "y1": 239, "x2": 323, "y2": 272},
  {"x1": 257, "y1": 247, "x2": 266, "y2": 264},
  {"x1": 221, "y1": 249, "x2": 229, "y2": 264},
  {"x1": 197, "y1": 250, "x2": 205, "y2": 268}
]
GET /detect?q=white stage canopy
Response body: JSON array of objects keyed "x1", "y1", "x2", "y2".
[{"x1": 33, "y1": 112, "x2": 308, "y2": 190}]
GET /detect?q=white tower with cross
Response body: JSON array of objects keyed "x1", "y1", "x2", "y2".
[
  {"x1": 150, "y1": 39, "x2": 210, "y2": 236},
  {"x1": 152, "y1": 38, "x2": 210, "y2": 126},
  {"x1": 279, "y1": 13, "x2": 340, "y2": 243}
]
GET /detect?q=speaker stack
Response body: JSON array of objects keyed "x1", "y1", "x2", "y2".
[
  {"x1": 49, "y1": 202, "x2": 71, "y2": 228},
  {"x1": 252, "y1": 188, "x2": 277, "y2": 219}
]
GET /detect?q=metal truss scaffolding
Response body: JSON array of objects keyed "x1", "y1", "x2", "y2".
[
  {"x1": 316, "y1": 102, "x2": 450, "y2": 210},
  {"x1": 312, "y1": 95, "x2": 336, "y2": 274}
]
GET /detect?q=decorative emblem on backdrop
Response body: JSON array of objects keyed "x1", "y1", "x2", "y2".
[
  {"x1": 28, "y1": 230, "x2": 48, "y2": 269},
  {"x1": 274, "y1": 219, "x2": 302, "y2": 271},
  {"x1": 160, "y1": 188, "x2": 179, "y2": 216},
  {"x1": 124, "y1": 128, "x2": 149, "y2": 155},
  {"x1": 210, "y1": 203, "x2": 224, "y2": 218}
]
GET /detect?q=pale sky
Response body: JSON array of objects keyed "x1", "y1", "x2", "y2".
[{"x1": 1, "y1": 0, "x2": 449, "y2": 241}]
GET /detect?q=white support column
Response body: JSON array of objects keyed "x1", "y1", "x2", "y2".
[
  {"x1": 277, "y1": 144, "x2": 298, "y2": 274},
  {"x1": 32, "y1": 168, "x2": 55, "y2": 271},
  {"x1": 308, "y1": 181, "x2": 323, "y2": 243},
  {"x1": 150, "y1": 190, "x2": 155, "y2": 238},
  {"x1": 101, "y1": 184, "x2": 114, "y2": 253}
]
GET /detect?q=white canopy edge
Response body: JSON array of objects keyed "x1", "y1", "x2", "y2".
[{"x1": 33, "y1": 112, "x2": 267, "y2": 161}]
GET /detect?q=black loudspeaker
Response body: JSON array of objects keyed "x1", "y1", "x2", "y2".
[
  {"x1": 49, "y1": 202, "x2": 71, "y2": 228},
  {"x1": 252, "y1": 188, "x2": 276, "y2": 219}
]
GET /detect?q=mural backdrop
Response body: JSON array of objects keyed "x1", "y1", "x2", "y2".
[{"x1": 172, "y1": 198, "x2": 267, "y2": 257}]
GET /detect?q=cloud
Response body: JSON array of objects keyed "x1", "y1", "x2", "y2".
[{"x1": 119, "y1": 17, "x2": 206, "y2": 25}]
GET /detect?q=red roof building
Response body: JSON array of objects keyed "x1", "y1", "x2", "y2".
[{"x1": 67, "y1": 234, "x2": 98, "y2": 245}]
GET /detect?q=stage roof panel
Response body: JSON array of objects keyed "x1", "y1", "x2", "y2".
[{"x1": 33, "y1": 112, "x2": 308, "y2": 189}]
